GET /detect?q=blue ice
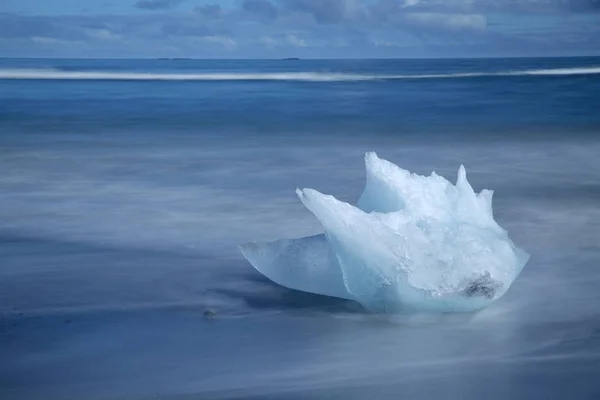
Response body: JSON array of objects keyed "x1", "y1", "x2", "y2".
[{"x1": 239, "y1": 152, "x2": 529, "y2": 313}]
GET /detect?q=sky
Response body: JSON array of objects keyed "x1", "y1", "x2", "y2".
[{"x1": 1, "y1": 0, "x2": 599, "y2": 58}]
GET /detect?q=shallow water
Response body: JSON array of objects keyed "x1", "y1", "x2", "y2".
[{"x1": 1, "y1": 57, "x2": 600, "y2": 399}]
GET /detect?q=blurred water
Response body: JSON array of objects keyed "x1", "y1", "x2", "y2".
[
  {"x1": 1, "y1": 57, "x2": 600, "y2": 399},
  {"x1": 2, "y1": 57, "x2": 600, "y2": 136}
]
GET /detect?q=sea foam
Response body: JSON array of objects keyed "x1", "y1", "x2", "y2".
[{"x1": 0, "y1": 67, "x2": 599, "y2": 81}]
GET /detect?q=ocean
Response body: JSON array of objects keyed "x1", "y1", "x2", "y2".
[{"x1": 1, "y1": 57, "x2": 600, "y2": 399}]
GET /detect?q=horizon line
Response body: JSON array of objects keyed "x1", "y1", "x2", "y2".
[{"x1": 2, "y1": 54, "x2": 600, "y2": 61}]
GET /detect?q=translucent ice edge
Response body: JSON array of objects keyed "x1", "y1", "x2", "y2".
[{"x1": 239, "y1": 152, "x2": 529, "y2": 313}]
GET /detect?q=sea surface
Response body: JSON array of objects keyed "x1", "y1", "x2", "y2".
[{"x1": 1, "y1": 57, "x2": 600, "y2": 399}]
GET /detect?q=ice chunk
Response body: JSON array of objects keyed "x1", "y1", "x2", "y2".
[
  {"x1": 238, "y1": 234, "x2": 352, "y2": 300},
  {"x1": 239, "y1": 152, "x2": 529, "y2": 313}
]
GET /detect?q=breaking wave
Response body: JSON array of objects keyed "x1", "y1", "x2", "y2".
[{"x1": 1, "y1": 66, "x2": 599, "y2": 81}]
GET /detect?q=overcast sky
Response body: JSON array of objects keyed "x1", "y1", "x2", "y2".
[{"x1": 1, "y1": 0, "x2": 599, "y2": 58}]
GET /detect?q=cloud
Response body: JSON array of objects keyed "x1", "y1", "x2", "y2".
[
  {"x1": 202, "y1": 35, "x2": 237, "y2": 49},
  {"x1": 404, "y1": 13, "x2": 487, "y2": 31},
  {"x1": 243, "y1": 0, "x2": 279, "y2": 19},
  {"x1": 31, "y1": 36, "x2": 68, "y2": 45},
  {"x1": 259, "y1": 33, "x2": 307, "y2": 49},
  {"x1": 85, "y1": 28, "x2": 122, "y2": 41},
  {"x1": 259, "y1": 36, "x2": 279, "y2": 49},
  {"x1": 0, "y1": 13, "x2": 88, "y2": 41},
  {"x1": 286, "y1": 33, "x2": 307, "y2": 47},
  {"x1": 134, "y1": 0, "x2": 184, "y2": 10},
  {"x1": 161, "y1": 22, "x2": 213, "y2": 37},
  {"x1": 400, "y1": 0, "x2": 600, "y2": 13},
  {"x1": 370, "y1": 38, "x2": 399, "y2": 47},
  {"x1": 0, "y1": 0, "x2": 599, "y2": 58},
  {"x1": 282, "y1": 0, "x2": 365, "y2": 24},
  {"x1": 194, "y1": 4, "x2": 222, "y2": 18}
]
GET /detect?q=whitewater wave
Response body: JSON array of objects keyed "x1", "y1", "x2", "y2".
[{"x1": 0, "y1": 66, "x2": 599, "y2": 81}]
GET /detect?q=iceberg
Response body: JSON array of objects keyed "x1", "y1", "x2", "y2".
[{"x1": 239, "y1": 152, "x2": 529, "y2": 313}]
